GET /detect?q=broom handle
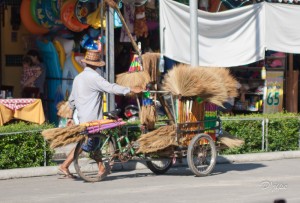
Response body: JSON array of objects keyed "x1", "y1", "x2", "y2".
[{"x1": 104, "y1": 0, "x2": 140, "y2": 55}]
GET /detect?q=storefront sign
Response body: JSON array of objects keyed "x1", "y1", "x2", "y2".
[{"x1": 264, "y1": 71, "x2": 284, "y2": 113}]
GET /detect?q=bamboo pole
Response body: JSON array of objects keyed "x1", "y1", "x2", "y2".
[{"x1": 104, "y1": 0, "x2": 140, "y2": 55}]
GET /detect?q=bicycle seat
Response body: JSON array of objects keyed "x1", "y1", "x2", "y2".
[{"x1": 103, "y1": 109, "x2": 121, "y2": 120}]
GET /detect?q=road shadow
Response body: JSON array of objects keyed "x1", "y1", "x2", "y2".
[
  {"x1": 68, "y1": 162, "x2": 267, "y2": 183},
  {"x1": 214, "y1": 162, "x2": 267, "y2": 174},
  {"x1": 67, "y1": 172, "x2": 156, "y2": 183}
]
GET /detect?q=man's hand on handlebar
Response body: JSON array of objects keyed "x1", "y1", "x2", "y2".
[{"x1": 130, "y1": 86, "x2": 143, "y2": 94}]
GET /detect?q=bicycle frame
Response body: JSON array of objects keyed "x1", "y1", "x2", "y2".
[{"x1": 92, "y1": 126, "x2": 136, "y2": 160}]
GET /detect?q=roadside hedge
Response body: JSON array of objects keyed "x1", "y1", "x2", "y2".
[
  {"x1": 0, "y1": 121, "x2": 55, "y2": 169},
  {"x1": 1, "y1": 113, "x2": 299, "y2": 169},
  {"x1": 220, "y1": 112, "x2": 300, "y2": 154}
]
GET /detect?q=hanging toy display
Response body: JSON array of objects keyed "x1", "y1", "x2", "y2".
[
  {"x1": 80, "y1": 28, "x2": 106, "y2": 51},
  {"x1": 116, "y1": 50, "x2": 150, "y2": 92},
  {"x1": 60, "y1": 0, "x2": 89, "y2": 32},
  {"x1": 128, "y1": 54, "x2": 142, "y2": 72},
  {"x1": 105, "y1": 0, "x2": 151, "y2": 90},
  {"x1": 134, "y1": 4, "x2": 148, "y2": 38},
  {"x1": 75, "y1": 0, "x2": 100, "y2": 25}
]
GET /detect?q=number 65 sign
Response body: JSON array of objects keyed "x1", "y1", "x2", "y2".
[{"x1": 264, "y1": 71, "x2": 284, "y2": 113}]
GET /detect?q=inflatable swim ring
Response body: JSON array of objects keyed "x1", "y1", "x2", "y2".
[
  {"x1": 30, "y1": 0, "x2": 40, "y2": 24},
  {"x1": 43, "y1": 0, "x2": 64, "y2": 25},
  {"x1": 75, "y1": 0, "x2": 100, "y2": 25},
  {"x1": 31, "y1": 0, "x2": 55, "y2": 29},
  {"x1": 20, "y1": 0, "x2": 49, "y2": 35},
  {"x1": 60, "y1": 0, "x2": 89, "y2": 32}
]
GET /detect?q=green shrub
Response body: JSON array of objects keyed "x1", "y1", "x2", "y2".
[
  {"x1": 0, "y1": 121, "x2": 55, "y2": 169},
  {"x1": 220, "y1": 112, "x2": 300, "y2": 154}
]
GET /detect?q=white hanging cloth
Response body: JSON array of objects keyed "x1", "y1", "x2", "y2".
[{"x1": 160, "y1": 0, "x2": 300, "y2": 67}]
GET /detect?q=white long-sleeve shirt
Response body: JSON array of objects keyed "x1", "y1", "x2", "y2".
[{"x1": 68, "y1": 67, "x2": 130, "y2": 123}]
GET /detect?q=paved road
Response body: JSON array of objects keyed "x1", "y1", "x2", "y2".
[{"x1": 0, "y1": 158, "x2": 299, "y2": 203}]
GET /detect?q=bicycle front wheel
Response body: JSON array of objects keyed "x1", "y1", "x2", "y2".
[{"x1": 74, "y1": 134, "x2": 116, "y2": 182}]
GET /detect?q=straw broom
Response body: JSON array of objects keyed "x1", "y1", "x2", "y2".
[
  {"x1": 56, "y1": 101, "x2": 73, "y2": 118},
  {"x1": 136, "y1": 125, "x2": 177, "y2": 154},
  {"x1": 204, "y1": 67, "x2": 239, "y2": 98},
  {"x1": 105, "y1": 0, "x2": 150, "y2": 89},
  {"x1": 141, "y1": 52, "x2": 160, "y2": 82},
  {"x1": 136, "y1": 125, "x2": 245, "y2": 154},
  {"x1": 218, "y1": 131, "x2": 245, "y2": 149},
  {"x1": 140, "y1": 105, "x2": 157, "y2": 130},
  {"x1": 42, "y1": 119, "x2": 119, "y2": 149},
  {"x1": 42, "y1": 125, "x2": 87, "y2": 149},
  {"x1": 162, "y1": 64, "x2": 228, "y2": 106}
]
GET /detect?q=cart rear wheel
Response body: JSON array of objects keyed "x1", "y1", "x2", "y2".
[
  {"x1": 187, "y1": 133, "x2": 217, "y2": 176},
  {"x1": 146, "y1": 159, "x2": 173, "y2": 175},
  {"x1": 74, "y1": 135, "x2": 116, "y2": 182}
]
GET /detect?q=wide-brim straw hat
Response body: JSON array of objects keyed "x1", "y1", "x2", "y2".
[{"x1": 81, "y1": 49, "x2": 105, "y2": 67}]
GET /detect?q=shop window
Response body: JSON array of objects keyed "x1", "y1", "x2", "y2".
[{"x1": 5, "y1": 54, "x2": 23, "y2": 66}]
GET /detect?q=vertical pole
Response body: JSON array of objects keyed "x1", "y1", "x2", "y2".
[
  {"x1": 0, "y1": 4, "x2": 2, "y2": 87},
  {"x1": 298, "y1": 117, "x2": 300, "y2": 149},
  {"x1": 190, "y1": 0, "x2": 199, "y2": 66},
  {"x1": 261, "y1": 119, "x2": 265, "y2": 151},
  {"x1": 286, "y1": 54, "x2": 294, "y2": 112},
  {"x1": 292, "y1": 70, "x2": 299, "y2": 112},
  {"x1": 43, "y1": 138, "x2": 47, "y2": 166},
  {"x1": 106, "y1": 7, "x2": 115, "y2": 111},
  {"x1": 265, "y1": 118, "x2": 269, "y2": 151}
]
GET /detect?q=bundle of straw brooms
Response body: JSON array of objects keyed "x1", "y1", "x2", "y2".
[
  {"x1": 136, "y1": 64, "x2": 245, "y2": 153},
  {"x1": 42, "y1": 125, "x2": 87, "y2": 149},
  {"x1": 136, "y1": 125, "x2": 244, "y2": 154},
  {"x1": 41, "y1": 101, "x2": 87, "y2": 149},
  {"x1": 162, "y1": 64, "x2": 239, "y2": 106}
]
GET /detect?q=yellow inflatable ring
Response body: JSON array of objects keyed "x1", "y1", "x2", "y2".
[
  {"x1": 53, "y1": 40, "x2": 66, "y2": 70},
  {"x1": 71, "y1": 52, "x2": 84, "y2": 73}
]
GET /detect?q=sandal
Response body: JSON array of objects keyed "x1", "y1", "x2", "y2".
[
  {"x1": 97, "y1": 163, "x2": 112, "y2": 180},
  {"x1": 58, "y1": 167, "x2": 77, "y2": 179},
  {"x1": 97, "y1": 170, "x2": 109, "y2": 180}
]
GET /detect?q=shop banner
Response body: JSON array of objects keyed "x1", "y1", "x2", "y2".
[{"x1": 264, "y1": 71, "x2": 284, "y2": 114}]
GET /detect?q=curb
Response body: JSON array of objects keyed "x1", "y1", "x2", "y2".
[{"x1": 1, "y1": 151, "x2": 300, "y2": 180}]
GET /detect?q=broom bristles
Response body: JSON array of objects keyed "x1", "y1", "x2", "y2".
[
  {"x1": 210, "y1": 68, "x2": 239, "y2": 98},
  {"x1": 140, "y1": 105, "x2": 157, "y2": 130},
  {"x1": 136, "y1": 125, "x2": 177, "y2": 153},
  {"x1": 142, "y1": 52, "x2": 160, "y2": 82},
  {"x1": 162, "y1": 64, "x2": 229, "y2": 105},
  {"x1": 116, "y1": 71, "x2": 150, "y2": 91},
  {"x1": 42, "y1": 125, "x2": 87, "y2": 149},
  {"x1": 56, "y1": 101, "x2": 73, "y2": 118},
  {"x1": 219, "y1": 131, "x2": 245, "y2": 149}
]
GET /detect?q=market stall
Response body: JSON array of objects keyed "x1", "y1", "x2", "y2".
[{"x1": 159, "y1": 0, "x2": 300, "y2": 113}]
